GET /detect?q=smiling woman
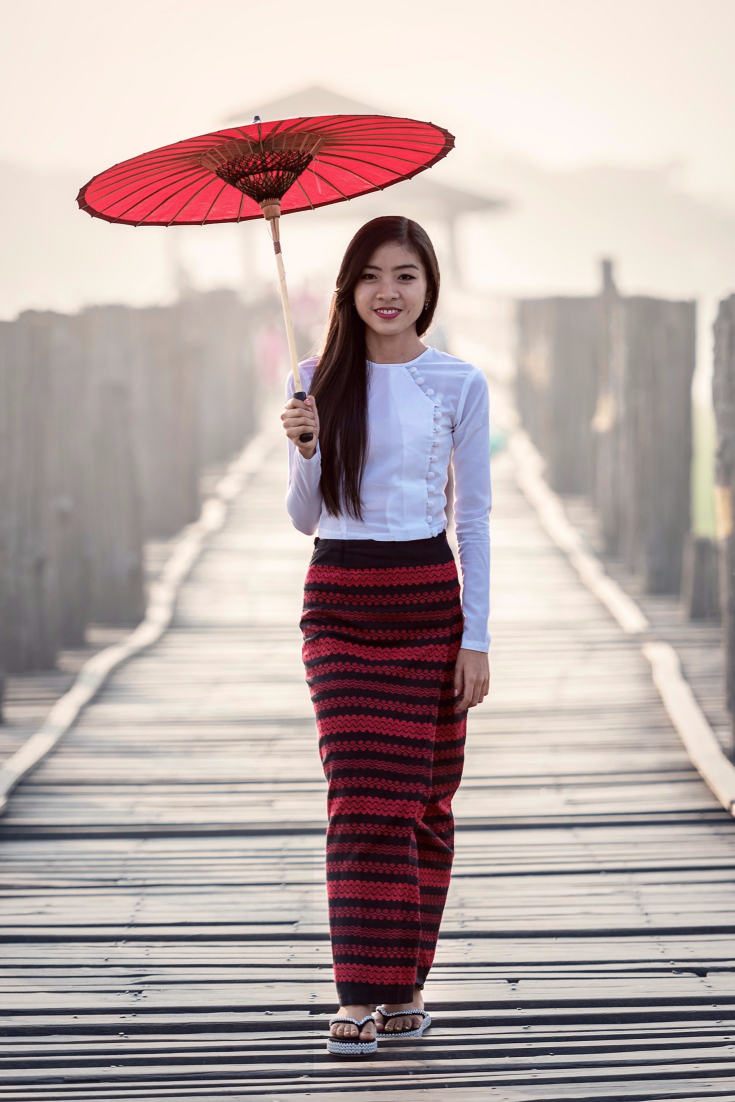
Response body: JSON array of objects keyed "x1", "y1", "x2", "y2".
[
  {"x1": 279, "y1": 215, "x2": 492, "y2": 1058},
  {"x1": 307, "y1": 220, "x2": 440, "y2": 520}
]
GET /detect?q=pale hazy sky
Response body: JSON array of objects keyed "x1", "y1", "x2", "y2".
[{"x1": 3, "y1": 0, "x2": 735, "y2": 205}]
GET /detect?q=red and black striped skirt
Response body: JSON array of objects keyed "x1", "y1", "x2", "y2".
[{"x1": 299, "y1": 530, "x2": 467, "y2": 1005}]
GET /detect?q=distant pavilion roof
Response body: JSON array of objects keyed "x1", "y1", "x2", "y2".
[{"x1": 224, "y1": 86, "x2": 507, "y2": 223}]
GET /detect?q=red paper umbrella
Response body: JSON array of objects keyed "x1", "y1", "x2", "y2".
[{"x1": 77, "y1": 114, "x2": 454, "y2": 431}]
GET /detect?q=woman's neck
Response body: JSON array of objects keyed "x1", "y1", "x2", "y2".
[{"x1": 365, "y1": 329, "x2": 427, "y2": 365}]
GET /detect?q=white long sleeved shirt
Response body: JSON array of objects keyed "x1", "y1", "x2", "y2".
[{"x1": 285, "y1": 346, "x2": 492, "y2": 651}]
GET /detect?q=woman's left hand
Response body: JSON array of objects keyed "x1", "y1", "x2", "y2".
[{"x1": 454, "y1": 649, "x2": 490, "y2": 711}]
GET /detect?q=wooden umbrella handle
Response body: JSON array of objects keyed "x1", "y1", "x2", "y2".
[{"x1": 263, "y1": 204, "x2": 313, "y2": 443}]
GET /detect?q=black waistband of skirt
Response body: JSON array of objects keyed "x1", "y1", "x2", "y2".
[{"x1": 311, "y1": 529, "x2": 453, "y2": 570}]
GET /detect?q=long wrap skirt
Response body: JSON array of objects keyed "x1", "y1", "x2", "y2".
[{"x1": 299, "y1": 530, "x2": 467, "y2": 1005}]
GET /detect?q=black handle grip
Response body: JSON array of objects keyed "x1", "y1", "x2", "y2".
[{"x1": 293, "y1": 390, "x2": 314, "y2": 443}]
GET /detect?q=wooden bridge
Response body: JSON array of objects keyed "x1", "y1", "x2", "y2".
[{"x1": 2, "y1": 405, "x2": 735, "y2": 1100}]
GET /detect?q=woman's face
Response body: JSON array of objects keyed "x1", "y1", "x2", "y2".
[{"x1": 352, "y1": 241, "x2": 428, "y2": 338}]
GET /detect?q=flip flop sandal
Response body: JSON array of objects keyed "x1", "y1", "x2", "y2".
[
  {"x1": 375, "y1": 1005, "x2": 432, "y2": 1039},
  {"x1": 327, "y1": 1013, "x2": 378, "y2": 1056}
]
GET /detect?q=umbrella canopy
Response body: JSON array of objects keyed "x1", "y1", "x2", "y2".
[
  {"x1": 76, "y1": 114, "x2": 454, "y2": 227},
  {"x1": 77, "y1": 113, "x2": 455, "y2": 416}
]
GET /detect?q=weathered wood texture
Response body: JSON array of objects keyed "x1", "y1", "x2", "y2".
[
  {"x1": 516, "y1": 269, "x2": 696, "y2": 597},
  {"x1": 592, "y1": 261, "x2": 627, "y2": 553},
  {"x1": 619, "y1": 295, "x2": 696, "y2": 594},
  {"x1": 1, "y1": 421, "x2": 734, "y2": 1098},
  {"x1": 713, "y1": 294, "x2": 735, "y2": 758},
  {"x1": 0, "y1": 292, "x2": 257, "y2": 675},
  {"x1": 681, "y1": 533, "x2": 720, "y2": 622}
]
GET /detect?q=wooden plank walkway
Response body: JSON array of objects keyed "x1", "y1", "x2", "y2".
[{"x1": 2, "y1": 417, "x2": 735, "y2": 1100}]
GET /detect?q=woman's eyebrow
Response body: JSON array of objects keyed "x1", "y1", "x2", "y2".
[{"x1": 363, "y1": 263, "x2": 419, "y2": 271}]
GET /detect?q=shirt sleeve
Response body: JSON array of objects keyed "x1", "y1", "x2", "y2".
[
  {"x1": 452, "y1": 369, "x2": 492, "y2": 651},
  {"x1": 285, "y1": 369, "x2": 323, "y2": 535}
]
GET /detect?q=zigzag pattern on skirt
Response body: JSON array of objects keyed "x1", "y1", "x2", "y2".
[{"x1": 300, "y1": 533, "x2": 467, "y2": 1006}]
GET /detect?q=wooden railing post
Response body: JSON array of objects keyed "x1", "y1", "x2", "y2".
[
  {"x1": 713, "y1": 294, "x2": 735, "y2": 757},
  {"x1": 547, "y1": 297, "x2": 598, "y2": 495},
  {"x1": 47, "y1": 311, "x2": 93, "y2": 645},
  {"x1": 0, "y1": 313, "x2": 60, "y2": 671},
  {"x1": 619, "y1": 296, "x2": 695, "y2": 593},
  {"x1": 680, "y1": 532, "x2": 720, "y2": 620},
  {"x1": 592, "y1": 258, "x2": 624, "y2": 552},
  {"x1": 74, "y1": 306, "x2": 145, "y2": 626}
]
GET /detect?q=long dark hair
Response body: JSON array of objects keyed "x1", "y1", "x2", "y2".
[{"x1": 310, "y1": 215, "x2": 440, "y2": 520}]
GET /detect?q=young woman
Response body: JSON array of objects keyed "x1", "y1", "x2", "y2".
[{"x1": 280, "y1": 216, "x2": 491, "y2": 1057}]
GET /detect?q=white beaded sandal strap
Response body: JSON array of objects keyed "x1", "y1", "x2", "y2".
[
  {"x1": 376, "y1": 1005, "x2": 427, "y2": 1019},
  {"x1": 329, "y1": 1013, "x2": 376, "y2": 1027}
]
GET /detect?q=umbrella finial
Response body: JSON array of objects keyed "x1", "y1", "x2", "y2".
[{"x1": 253, "y1": 115, "x2": 261, "y2": 123}]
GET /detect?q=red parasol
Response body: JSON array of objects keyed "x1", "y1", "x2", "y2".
[{"x1": 77, "y1": 113, "x2": 454, "y2": 438}]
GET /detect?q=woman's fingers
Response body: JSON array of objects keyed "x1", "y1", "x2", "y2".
[
  {"x1": 455, "y1": 668, "x2": 473, "y2": 711},
  {"x1": 457, "y1": 680, "x2": 481, "y2": 711},
  {"x1": 454, "y1": 653, "x2": 490, "y2": 711},
  {"x1": 281, "y1": 398, "x2": 314, "y2": 422},
  {"x1": 457, "y1": 682, "x2": 488, "y2": 710},
  {"x1": 283, "y1": 415, "x2": 316, "y2": 438},
  {"x1": 281, "y1": 396, "x2": 318, "y2": 442}
]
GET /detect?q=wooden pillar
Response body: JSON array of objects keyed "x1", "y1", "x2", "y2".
[
  {"x1": 592, "y1": 259, "x2": 625, "y2": 552},
  {"x1": 47, "y1": 312, "x2": 94, "y2": 645},
  {"x1": 619, "y1": 296, "x2": 695, "y2": 593},
  {"x1": 0, "y1": 313, "x2": 59, "y2": 672},
  {"x1": 74, "y1": 306, "x2": 145, "y2": 625},
  {"x1": 713, "y1": 294, "x2": 735, "y2": 757},
  {"x1": 680, "y1": 532, "x2": 720, "y2": 620},
  {"x1": 547, "y1": 297, "x2": 598, "y2": 494}
]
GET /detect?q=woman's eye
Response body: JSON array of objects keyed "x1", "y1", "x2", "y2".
[{"x1": 398, "y1": 273, "x2": 416, "y2": 281}]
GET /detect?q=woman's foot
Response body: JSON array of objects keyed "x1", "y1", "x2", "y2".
[
  {"x1": 375, "y1": 986, "x2": 424, "y2": 1033},
  {"x1": 330, "y1": 1003, "x2": 376, "y2": 1043}
]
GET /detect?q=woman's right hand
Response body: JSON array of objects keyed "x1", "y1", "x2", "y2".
[{"x1": 281, "y1": 394, "x2": 320, "y2": 460}]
